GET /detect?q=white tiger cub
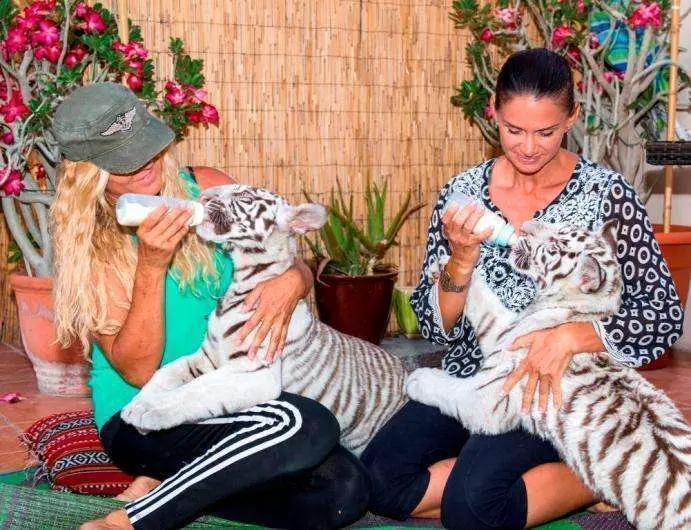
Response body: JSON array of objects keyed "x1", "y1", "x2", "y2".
[
  {"x1": 121, "y1": 184, "x2": 407, "y2": 455},
  {"x1": 406, "y1": 219, "x2": 691, "y2": 529}
]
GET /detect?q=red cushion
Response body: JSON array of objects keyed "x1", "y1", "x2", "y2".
[{"x1": 23, "y1": 410, "x2": 134, "y2": 496}]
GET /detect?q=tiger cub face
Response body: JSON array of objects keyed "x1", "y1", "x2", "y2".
[
  {"x1": 510, "y1": 219, "x2": 622, "y2": 308},
  {"x1": 196, "y1": 184, "x2": 327, "y2": 252}
]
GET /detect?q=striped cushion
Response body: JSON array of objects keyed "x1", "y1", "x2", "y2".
[{"x1": 22, "y1": 410, "x2": 134, "y2": 496}]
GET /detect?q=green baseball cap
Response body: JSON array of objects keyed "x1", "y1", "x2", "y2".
[{"x1": 52, "y1": 82, "x2": 175, "y2": 174}]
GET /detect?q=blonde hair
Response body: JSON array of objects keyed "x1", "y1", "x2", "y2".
[{"x1": 51, "y1": 152, "x2": 218, "y2": 355}]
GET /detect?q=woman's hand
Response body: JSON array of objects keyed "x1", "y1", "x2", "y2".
[
  {"x1": 442, "y1": 203, "x2": 493, "y2": 271},
  {"x1": 235, "y1": 265, "x2": 308, "y2": 364},
  {"x1": 136, "y1": 205, "x2": 192, "y2": 270},
  {"x1": 502, "y1": 323, "x2": 583, "y2": 412}
]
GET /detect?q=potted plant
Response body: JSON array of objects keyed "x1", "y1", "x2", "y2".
[
  {"x1": 450, "y1": 0, "x2": 690, "y2": 365},
  {"x1": 0, "y1": 0, "x2": 219, "y2": 395},
  {"x1": 303, "y1": 180, "x2": 425, "y2": 345}
]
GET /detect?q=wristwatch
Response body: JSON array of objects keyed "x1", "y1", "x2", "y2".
[{"x1": 439, "y1": 268, "x2": 468, "y2": 293}]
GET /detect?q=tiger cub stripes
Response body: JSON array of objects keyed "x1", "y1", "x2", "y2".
[
  {"x1": 121, "y1": 184, "x2": 407, "y2": 455},
  {"x1": 407, "y1": 219, "x2": 691, "y2": 529}
]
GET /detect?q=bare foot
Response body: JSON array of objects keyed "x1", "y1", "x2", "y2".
[
  {"x1": 115, "y1": 476, "x2": 161, "y2": 501},
  {"x1": 587, "y1": 501, "x2": 619, "y2": 513},
  {"x1": 79, "y1": 509, "x2": 133, "y2": 529}
]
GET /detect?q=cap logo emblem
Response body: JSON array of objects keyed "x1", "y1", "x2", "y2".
[{"x1": 100, "y1": 107, "x2": 137, "y2": 136}]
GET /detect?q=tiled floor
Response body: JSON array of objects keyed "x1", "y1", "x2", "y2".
[
  {"x1": 0, "y1": 343, "x2": 92, "y2": 472},
  {"x1": 0, "y1": 342, "x2": 690, "y2": 472}
]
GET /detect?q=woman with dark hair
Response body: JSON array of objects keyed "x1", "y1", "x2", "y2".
[{"x1": 362, "y1": 48, "x2": 683, "y2": 528}]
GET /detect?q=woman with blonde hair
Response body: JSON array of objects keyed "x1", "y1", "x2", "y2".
[{"x1": 51, "y1": 82, "x2": 368, "y2": 530}]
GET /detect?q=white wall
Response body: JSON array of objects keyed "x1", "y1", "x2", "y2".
[{"x1": 646, "y1": 0, "x2": 691, "y2": 349}]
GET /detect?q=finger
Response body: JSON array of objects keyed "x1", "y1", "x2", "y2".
[
  {"x1": 249, "y1": 320, "x2": 272, "y2": 360},
  {"x1": 442, "y1": 203, "x2": 460, "y2": 225},
  {"x1": 502, "y1": 363, "x2": 526, "y2": 394},
  {"x1": 138, "y1": 205, "x2": 169, "y2": 232},
  {"x1": 461, "y1": 205, "x2": 485, "y2": 234},
  {"x1": 522, "y1": 373, "x2": 539, "y2": 412},
  {"x1": 236, "y1": 312, "x2": 263, "y2": 346},
  {"x1": 159, "y1": 208, "x2": 192, "y2": 241},
  {"x1": 166, "y1": 223, "x2": 190, "y2": 247},
  {"x1": 539, "y1": 376, "x2": 550, "y2": 412},
  {"x1": 509, "y1": 333, "x2": 534, "y2": 351},
  {"x1": 475, "y1": 227, "x2": 494, "y2": 243},
  {"x1": 242, "y1": 285, "x2": 264, "y2": 312},
  {"x1": 265, "y1": 322, "x2": 284, "y2": 364},
  {"x1": 276, "y1": 322, "x2": 289, "y2": 359},
  {"x1": 450, "y1": 203, "x2": 476, "y2": 232},
  {"x1": 552, "y1": 379, "x2": 564, "y2": 409}
]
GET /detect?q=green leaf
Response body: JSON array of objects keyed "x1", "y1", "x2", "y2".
[{"x1": 169, "y1": 37, "x2": 184, "y2": 54}]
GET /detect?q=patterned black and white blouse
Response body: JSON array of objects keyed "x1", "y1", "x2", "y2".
[{"x1": 411, "y1": 157, "x2": 685, "y2": 377}]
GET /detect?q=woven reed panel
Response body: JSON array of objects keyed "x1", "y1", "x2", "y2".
[{"x1": 129, "y1": 0, "x2": 489, "y2": 289}]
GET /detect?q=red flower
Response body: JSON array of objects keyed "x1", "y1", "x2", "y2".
[
  {"x1": 1, "y1": 131, "x2": 14, "y2": 144},
  {"x1": 112, "y1": 40, "x2": 128, "y2": 53},
  {"x1": 0, "y1": 170, "x2": 25, "y2": 197},
  {"x1": 82, "y1": 10, "x2": 106, "y2": 34},
  {"x1": 25, "y1": 1, "x2": 56, "y2": 17},
  {"x1": 165, "y1": 81, "x2": 186, "y2": 106},
  {"x1": 567, "y1": 46, "x2": 581, "y2": 63},
  {"x1": 551, "y1": 25, "x2": 574, "y2": 48},
  {"x1": 576, "y1": 0, "x2": 586, "y2": 14},
  {"x1": 629, "y1": 3, "x2": 662, "y2": 29},
  {"x1": 74, "y1": 2, "x2": 89, "y2": 18},
  {"x1": 33, "y1": 165, "x2": 46, "y2": 181},
  {"x1": 64, "y1": 53, "x2": 79, "y2": 68},
  {"x1": 483, "y1": 105, "x2": 495, "y2": 120},
  {"x1": 3, "y1": 28, "x2": 30, "y2": 56},
  {"x1": 71, "y1": 43, "x2": 88, "y2": 60},
  {"x1": 0, "y1": 92, "x2": 30, "y2": 123},
  {"x1": 129, "y1": 41, "x2": 148, "y2": 59},
  {"x1": 201, "y1": 103, "x2": 219, "y2": 124},
  {"x1": 34, "y1": 42, "x2": 62, "y2": 63},
  {"x1": 32, "y1": 19, "x2": 61, "y2": 46},
  {"x1": 185, "y1": 87, "x2": 207, "y2": 104},
  {"x1": 480, "y1": 28, "x2": 493, "y2": 43},
  {"x1": 589, "y1": 33, "x2": 600, "y2": 49},
  {"x1": 125, "y1": 73, "x2": 143, "y2": 91},
  {"x1": 14, "y1": 14, "x2": 41, "y2": 32},
  {"x1": 576, "y1": 80, "x2": 585, "y2": 92},
  {"x1": 186, "y1": 109, "x2": 203, "y2": 123}
]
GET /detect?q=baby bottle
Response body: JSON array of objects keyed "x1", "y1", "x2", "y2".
[
  {"x1": 115, "y1": 193, "x2": 205, "y2": 227},
  {"x1": 443, "y1": 190, "x2": 518, "y2": 247}
]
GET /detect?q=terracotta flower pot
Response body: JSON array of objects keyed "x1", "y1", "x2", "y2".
[
  {"x1": 638, "y1": 225, "x2": 691, "y2": 371},
  {"x1": 9, "y1": 274, "x2": 90, "y2": 396},
  {"x1": 314, "y1": 270, "x2": 398, "y2": 345}
]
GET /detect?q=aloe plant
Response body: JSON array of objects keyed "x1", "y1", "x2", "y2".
[{"x1": 304, "y1": 179, "x2": 425, "y2": 277}]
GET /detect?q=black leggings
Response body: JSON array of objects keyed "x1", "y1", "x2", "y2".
[
  {"x1": 101, "y1": 393, "x2": 369, "y2": 530},
  {"x1": 361, "y1": 400, "x2": 562, "y2": 529}
]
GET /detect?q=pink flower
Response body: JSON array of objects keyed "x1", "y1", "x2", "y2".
[
  {"x1": 71, "y1": 43, "x2": 88, "y2": 60},
  {"x1": 129, "y1": 41, "x2": 148, "y2": 59},
  {"x1": 64, "y1": 43, "x2": 88, "y2": 68},
  {"x1": 185, "y1": 87, "x2": 207, "y2": 104},
  {"x1": 64, "y1": 52, "x2": 79, "y2": 68},
  {"x1": 0, "y1": 92, "x2": 30, "y2": 123},
  {"x1": 201, "y1": 103, "x2": 219, "y2": 124},
  {"x1": 125, "y1": 73, "x2": 143, "y2": 91},
  {"x1": 1, "y1": 131, "x2": 14, "y2": 144},
  {"x1": 483, "y1": 105, "x2": 495, "y2": 120},
  {"x1": 551, "y1": 25, "x2": 574, "y2": 48},
  {"x1": 603, "y1": 71, "x2": 625, "y2": 83},
  {"x1": 494, "y1": 7, "x2": 520, "y2": 29},
  {"x1": 576, "y1": 0, "x2": 586, "y2": 14},
  {"x1": 34, "y1": 42, "x2": 62, "y2": 63},
  {"x1": 629, "y1": 3, "x2": 662, "y2": 29},
  {"x1": 74, "y1": 2, "x2": 89, "y2": 18},
  {"x1": 3, "y1": 28, "x2": 30, "y2": 56},
  {"x1": 112, "y1": 40, "x2": 128, "y2": 53},
  {"x1": 0, "y1": 170, "x2": 25, "y2": 197},
  {"x1": 127, "y1": 59, "x2": 144, "y2": 73},
  {"x1": 82, "y1": 10, "x2": 106, "y2": 34},
  {"x1": 589, "y1": 33, "x2": 600, "y2": 49},
  {"x1": 25, "y1": 1, "x2": 56, "y2": 17},
  {"x1": 32, "y1": 19, "x2": 60, "y2": 46},
  {"x1": 480, "y1": 28, "x2": 493, "y2": 43},
  {"x1": 164, "y1": 81, "x2": 186, "y2": 106},
  {"x1": 576, "y1": 80, "x2": 585, "y2": 92}
]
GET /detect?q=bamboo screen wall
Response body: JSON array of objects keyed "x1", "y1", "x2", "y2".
[{"x1": 1, "y1": 0, "x2": 489, "y2": 343}]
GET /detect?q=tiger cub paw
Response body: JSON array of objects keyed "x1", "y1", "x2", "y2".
[
  {"x1": 121, "y1": 397, "x2": 175, "y2": 433},
  {"x1": 406, "y1": 368, "x2": 443, "y2": 406}
]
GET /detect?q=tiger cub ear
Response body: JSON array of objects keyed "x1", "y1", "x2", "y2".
[
  {"x1": 600, "y1": 219, "x2": 619, "y2": 254},
  {"x1": 574, "y1": 255, "x2": 604, "y2": 294},
  {"x1": 276, "y1": 203, "x2": 328, "y2": 234}
]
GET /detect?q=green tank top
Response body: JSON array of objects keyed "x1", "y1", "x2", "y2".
[{"x1": 89, "y1": 168, "x2": 234, "y2": 431}]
